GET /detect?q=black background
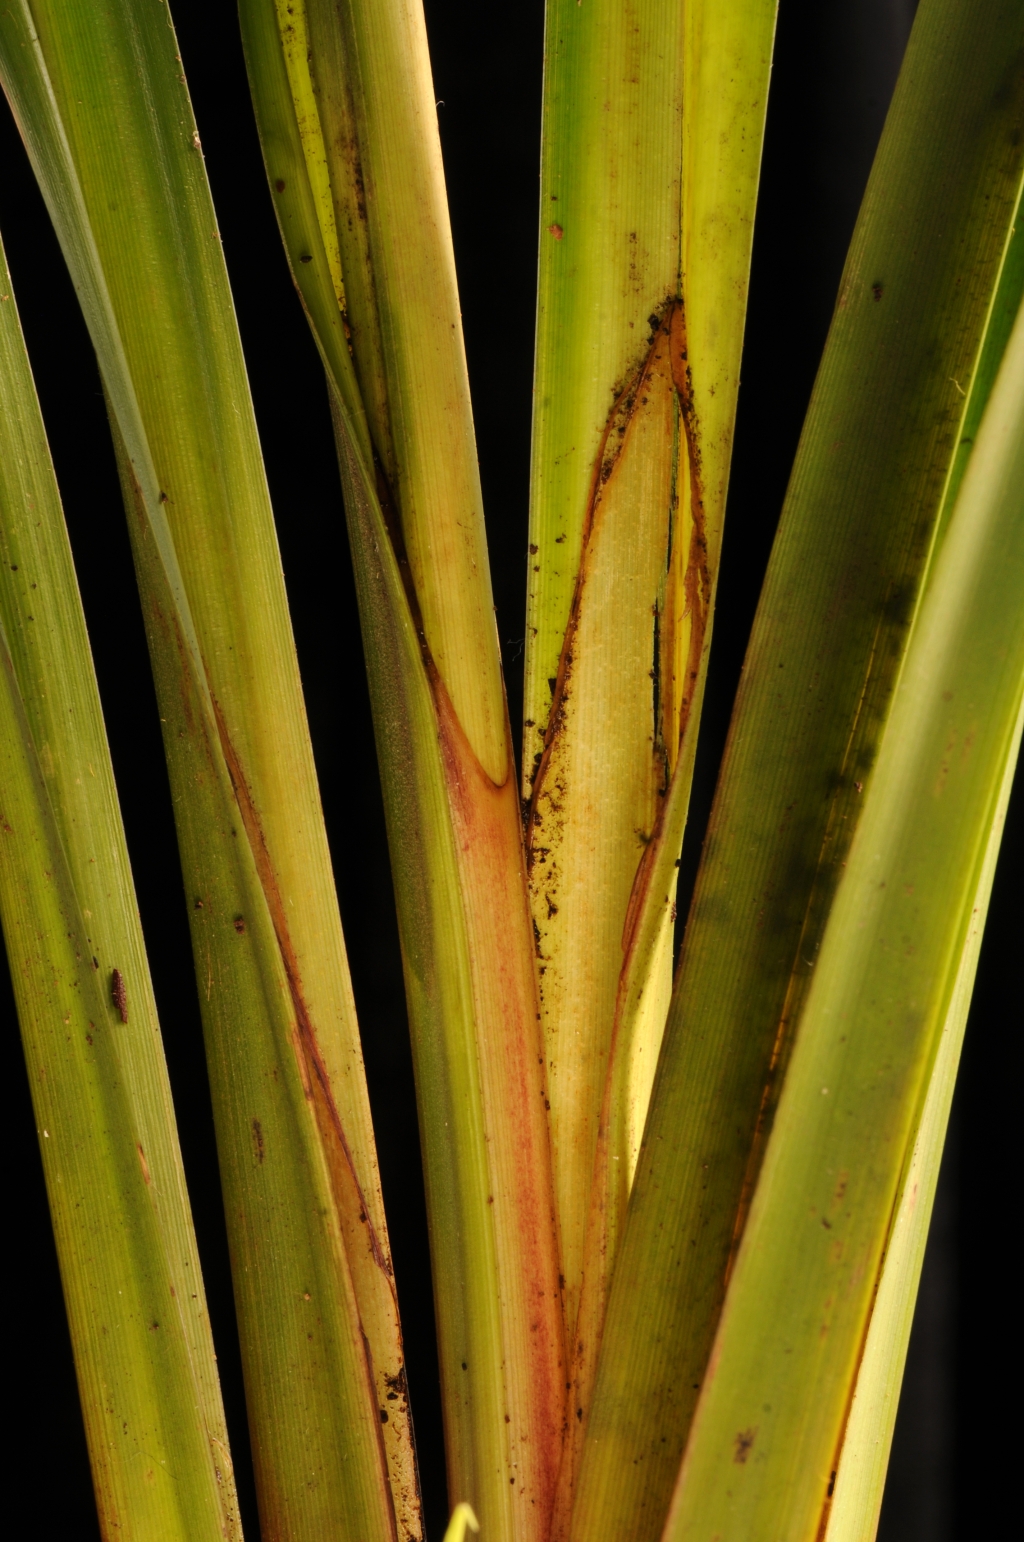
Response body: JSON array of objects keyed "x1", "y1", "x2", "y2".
[{"x1": 1, "y1": 3, "x2": 1015, "y2": 1539}]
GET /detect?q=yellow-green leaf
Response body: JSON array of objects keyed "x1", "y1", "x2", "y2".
[
  {"x1": 0, "y1": 237, "x2": 239, "y2": 1542},
  {"x1": 524, "y1": 8, "x2": 777, "y2": 1526},
  {"x1": 239, "y1": 3, "x2": 566, "y2": 1537},
  {"x1": 664, "y1": 267, "x2": 1024, "y2": 1542},
  {"x1": 0, "y1": 5, "x2": 401, "y2": 1537},
  {"x1": 574, "y1": 3, "x2": 1024, "y2": 1539}
]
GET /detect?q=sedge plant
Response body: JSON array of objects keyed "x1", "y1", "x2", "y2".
[{"x1": 2, "y1": 1, "x2": 1021, "y2": 1541}]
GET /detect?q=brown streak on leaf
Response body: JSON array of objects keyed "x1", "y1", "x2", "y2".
[
  {"x1": 548, "y1": 297, "x2": 713, "y2": 1542},
  {"x1": 208, "y1": 693, "x2": 396, "y2": 1292},
  {"x1": 668, "y1": 299, "x2": 712, "y2": 745},
  {"x1": 619, "y1": 298, "x2": 711, "y2": 958},
  {"x1": 527, "y1": 300, "x2": 689, "y2": 860},
  {"x1": 812, "y1": 1175, "x2": 905, "y2": 1541},
  {"x1": 116, "y1": 438, "x2": 400, "y2": 1534},
  {"x1": 432, "y1": 672, "x2": 567, "y2": 1527}
]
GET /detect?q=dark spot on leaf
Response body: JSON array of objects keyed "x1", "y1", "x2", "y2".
[
  {"x1": 111, "y1": 968, "x2": 128, "y2": 1023},
  {"x1": 734, "y1": 1427, "x2": 757, "y2": 1463},
  {"x1": 384, "y1": 1366, "x2": 408, "y2": 1398}
]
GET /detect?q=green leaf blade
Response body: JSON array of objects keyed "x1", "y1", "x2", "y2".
[
  {"x1": 0, "y1": 238, "x2": 239, "y2": 1542},
  {"x1": 239, "y1": 4, "x2": 567, "y2": 1536},
  {"x1": 823, "y1": 689, "x2": 1021, "y2": 1542},
  {"x1": 665, "y1": 275, "x2": 1024, "y2": 1542},
  {"x1": 525, "y1": 11, "x2": 776, "y2": 1532},
  {"x1": 575, "y1": 4, "x2": 1024, "y2": 1539},
  {"x1": 0, "y1": 5, "x2": 403, "y2": 1537}
]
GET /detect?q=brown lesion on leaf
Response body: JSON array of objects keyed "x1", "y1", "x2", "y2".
[
  {"x1": 208, "y1": 692, "x2": 397, "y2": 1292},
  {"x1": 384, "y1": 1365, "x2": 408, "y2": 1402},
  {"x1": 116, "y1": 400, "x2": 415, "y2": 1535},
  {"x1": 525, "y1": 296, "x2": 711, "y2": 883}
]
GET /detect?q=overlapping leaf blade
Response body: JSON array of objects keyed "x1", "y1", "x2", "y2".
[
  {"x1": 525, "y1": 3, "x2": 778, "y2": 1526},
  {"x1": 821, "y1": 205, "x2": 1024, "y2": 1542},
  {"x1": 573, "y1": 3, "x2": 1024, "y2": 1539},
  {"x1": 666, "y1": 268, "x2": 1024, "y2": 1542},
  {"x1": 0, "y1": 5, "x2": 401, "y2": 1538},
  {"x1": 0, "y1": 238, "x2": 239, "y2": 1542},
  {"x1": 822, "y1": 699, "x2": 1020, "y2": 1542},
  {"x1": 238, "y1": 3, "x2": 565, "y2": 1537}
]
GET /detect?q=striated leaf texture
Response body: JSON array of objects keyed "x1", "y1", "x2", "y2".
[
  {"x1": 574, "y1": 4, "x2": 1024, "y2": 1540},
  {"x1": 0, "y1": 237, "x2": 239, "y2": 1542},
  {"x1": 0, "y1": 5, "x2": 400, "y2": 1539}
]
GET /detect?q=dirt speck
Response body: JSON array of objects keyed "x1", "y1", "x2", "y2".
[
  {"x1": 111, "y1": 968, "x2": 128, "y2": 1023},
  {"x1": 734, "y1": 1427, "x2": 757, "y2": 1463}
]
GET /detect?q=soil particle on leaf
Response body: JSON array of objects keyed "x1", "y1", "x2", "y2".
[
  {"x1": 111, "y1": 968, "x2": 128, "y2": 1023},
  {"x1": 733, "y1": 1427, "x2": 757, "y2": 1463}
]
